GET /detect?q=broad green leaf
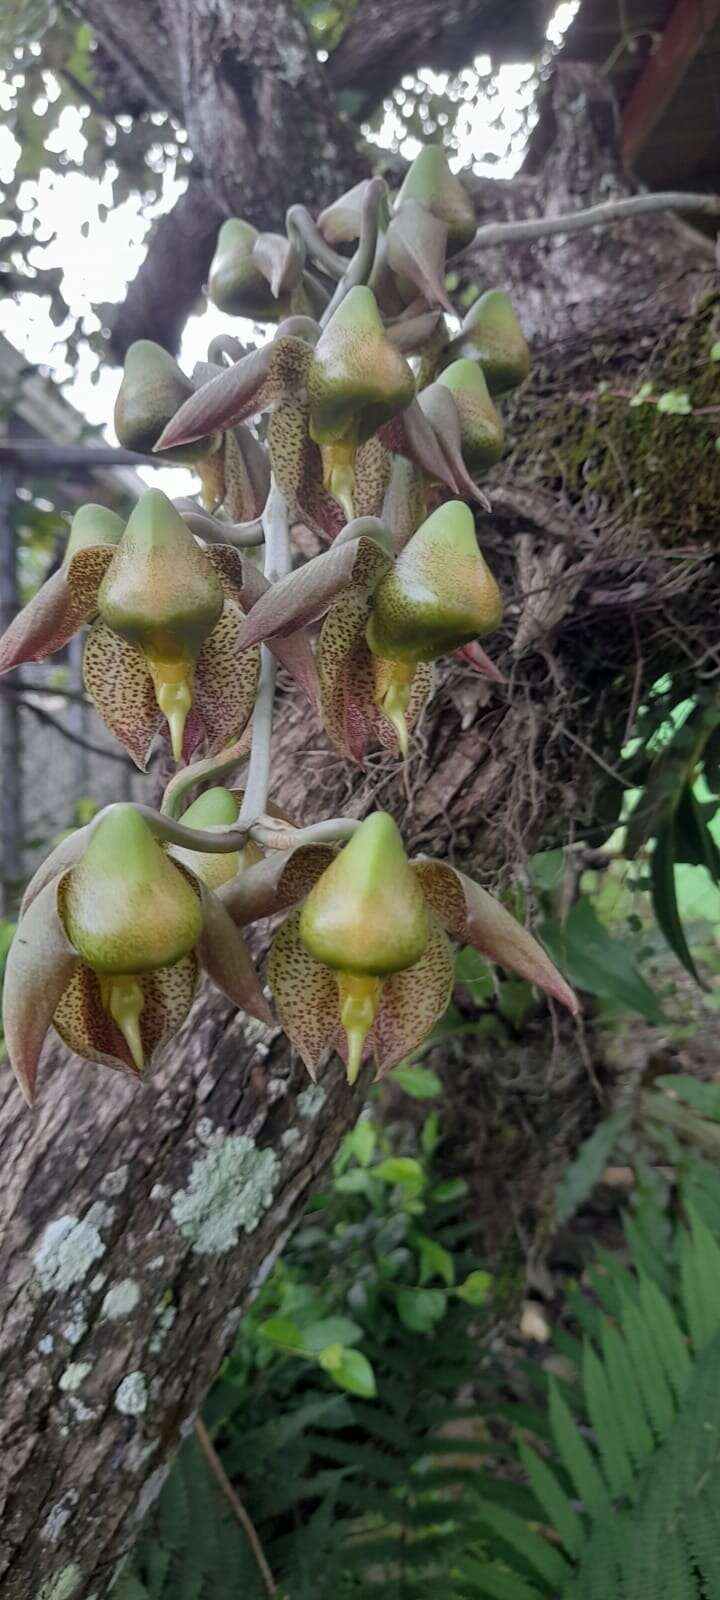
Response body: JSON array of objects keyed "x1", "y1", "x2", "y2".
[
  {"x1": 395, "y1": 1286, "x2": 447, "y2": 1332},
  {"x1": 413, "y1": 1233, "x2": 455, "y2": 1287},
  {"x1": 317, "y1": 1344, "x2": 377, "y2": 1398},
  {"x1": 431, "y1": 1177, "x2": 468, "y2": 1203},
  {"x1": 454, "y1": 945, "x2": 494, "y2": 998},
  {"x1": 334, "y1": 1169, "x2": 373, "y2": 1195},
  {"x1": 456, "y1": 1269, "x2": 493, "y2": 1306},
  {"x1": 373, "y1": 1157, "x2": 425, "y2": 1190},
  {"x1": 351, "y1": 1118, "x2": 376, "y2": 1167},
  {"x1": 390, "y1": 1064, "x2": 443, "y2": 1099},
  {"x1": 258, "y1": 1316, "x2": 303, "y2": 1350},
  {"x1": 300, "y1": 1317, "x2": 363, "y2": 1352},
  {"x1": 541, "y1": 895, "x2": 663, "y2": 1021},
  {"x1": 651, "y1": 822, "x2": 706, "y2": 987}
]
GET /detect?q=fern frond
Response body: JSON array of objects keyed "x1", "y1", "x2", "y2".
[
  {"x1": 582, "y1": 1338, "x2": 635, "y2": 1499},
  {"x1": 517, "y1": 1441, "x2": 584, "y2": 1560},
  {"x1": 548, "y1": 1381, "x2": 608, "y2": 1516},
  {"x1": 600, "y1": 1319, "x2": 655, "y2": 1469}
]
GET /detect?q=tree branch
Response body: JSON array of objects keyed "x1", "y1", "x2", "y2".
[
  {"x1": 327, "y1": 0, "x2": 548, "y2": 119},
  {"x1": 109, "y1": 179, "x2": 225, "y2": 361},
  {"x1": 466, "y1": 189, "x2": 720, "y2": 254}
]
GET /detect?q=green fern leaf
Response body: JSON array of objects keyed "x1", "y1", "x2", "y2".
[
  {"x1": 637, "y1": 1276, "x2": 692, "y2": 1400},
  {"x1": 680, "y1": 1207, "x2": 720, "y2": 1353},
  {"x1": 582, "y1": 1338, "x2": 635, "y2": 1499},
  {"x1": 548, "y1": 1380, "x2": 608, "y2": 1516},
  {"x1": 620, "y1": 1293, "x2": 676, "y2": 1437},
  {"x1": 456, "y1": 1555, "x2": 544, "y2": 1599},
  {"x1": 600, "y1": 1320, "x2": 655, "y2": 1470},
  {"x1": 517, "y1": 1441, "x2": 584, "y2": 1560},
  {"x1": 685, "y1": 1491, "x2": 720, "y2": 1599},
  {"x1": 471, "y1": 1498, "x2": 571, "y2": 1588}
]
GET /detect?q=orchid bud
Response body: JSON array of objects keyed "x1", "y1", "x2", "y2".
[
  {"x1": 59, "y1": 806, "x2": 203, "y2": 1070},
  {"x1": 96, "y1": 490, "x2": 224, "y2": 760},
  {"x1": 64, "y1": 504, "x2": 125, "y2": 561},
  {"x1": 454, "y1": 289, "x2": 531, "y2": 395},
  {"x1": 208, "y1": 219, "x2": 291, "y2": 320},
  {"x1": 115, "y1": 340, "x2": 219, "y2": 464},
  {"x1": 436, "y1": 359, "x2": 504, "y2": 472},
  {"x1": 169, "y1": 788, "x2": 249, "y2": 890},
  {"x1": 395, "y1": 145, "x2": 476, "y2": 255},
  {"x1": 299, "y1": 813, "x2": 429, "y2": 1082}
]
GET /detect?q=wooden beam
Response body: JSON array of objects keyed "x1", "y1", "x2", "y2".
[{"x1": 621, "y1": 0, "x2": 720, "y2": 164}]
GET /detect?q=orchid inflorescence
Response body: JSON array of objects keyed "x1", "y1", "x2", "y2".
[{"x1": 0, "y1": 145, "x2": 577, "y2": 1106}]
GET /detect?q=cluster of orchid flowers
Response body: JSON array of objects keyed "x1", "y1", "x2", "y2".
[{"x1": 0, "y1": 145, "x2": 577, "y2": 1106}]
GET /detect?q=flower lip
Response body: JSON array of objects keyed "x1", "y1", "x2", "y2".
[
  {"x1": 97, "y1": 490, "x2": 224, "y2": 662},
  {"x1": 298, "y1": 812, "x2": 429, "y2": 976}
]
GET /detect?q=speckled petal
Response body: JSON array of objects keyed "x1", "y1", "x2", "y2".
[
  {"x1": 83, "y1": 621, "x2": 163, "y2": 769},
  {"x1": 52, "y1": 954, "x2": 199, "y2": 1077},
  {"x1": 155, "y1": 336, "x2": 312, "y2": 451},
  {"x1": 2, "y1": 877, "x2": 79, "y2": 1104},
  {"x1": 353, "y1": 435, "x2": 392, "y2": 520},
  {"x1": 189, "y1": 602, "x2": 260, "y2": 759},
  {"x1": 0, "y1": 545, "x2": 113, "y2": 675},
  {"x1": 237, "y1": 529, "x2": 392, "y2": 653},
  {"x1": 317, "y1": 592, "x2": 372, "y2": 760},
  {"x1": 268, "y1": 402, "x2": 345, "y2": 541},
  {"x1": 198, "y1": 883, "x2": 272, "y2": 1024},
  {"x1": 204, "y1": 549, "x2": 319, "y2": 708},
  {"x1": 224, "y1": 424, "x2": 270, "y2": 522},
  {"x1": 219, "y1": 843, "x2": 335, "y2": 926},
  {"x1": 371, "y1": 917, "x2": 454, "y2": 1076},
  {"x1": 412, "y1": 858, "x2": 579, "y2": 1014},
  {"x1": 268, "y1": 910, "x2": 340, "y2": 1078}
]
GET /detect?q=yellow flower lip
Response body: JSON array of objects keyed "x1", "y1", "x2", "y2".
[
  {"x1": 60, "y1": 804, "x2": 204, "y2": 976},
  {"x1": 299, "y1": 812, "x2": 428, "y2": 977}
]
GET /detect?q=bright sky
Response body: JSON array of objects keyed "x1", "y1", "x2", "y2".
[{"x1": 0, "y1": 2, "x2": 579, "y2": 498}]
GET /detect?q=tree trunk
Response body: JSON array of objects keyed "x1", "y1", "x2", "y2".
[{"x1": 1, "y1": 53, "x2": 716, "y2": 1597}]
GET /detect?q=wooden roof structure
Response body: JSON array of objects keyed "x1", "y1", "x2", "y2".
[{"x1": 529, "y1": 0, "x2": 720, "y2": 191}]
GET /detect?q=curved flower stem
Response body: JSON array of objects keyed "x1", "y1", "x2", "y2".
[
  {"x1": 286, "y1": 205, "x2": 347, "y2": 279},
  {"x1": 173, "y1": 499, "x2": 264, "y2": 549},
  {"x1": 320, "y1": 176, "x2": 388, "y2": 328},
  {"x1": 207, "y1": 334, "x2": 245, "y2": 366},
  {"x1": 195, "y1": 1419, "x2": 277, "y2": 1598},
  {"x1": 110, "y1": 802, "x2": 251, "y2": 853},
  {"x1": 161, "y1": 732, "x2": 252, "y2": 818},
  {"x1": 237, "y1": 479, "x2": 290, "y2": 829},
  {"x1": 250, "y1": 815, "x2": 361, "y2": 850}
]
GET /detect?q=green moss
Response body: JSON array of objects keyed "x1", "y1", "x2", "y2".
[{"x1": 505, "y1": 295, "x2": 720, "y2": 543}]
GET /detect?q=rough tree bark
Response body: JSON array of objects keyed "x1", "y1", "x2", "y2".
[{"x1": 0, "y1": 40, "x2": 715, "y2": 1600}]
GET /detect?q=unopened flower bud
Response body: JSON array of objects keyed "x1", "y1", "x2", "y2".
[
  {"x1": 454, "y1": 289, "x2": 531, "y2": 395},
  {"x1": 115, "y1": 339, "x2": 219, "y2": 463},
  {"x1": 208, "y1": 219, "x2": 291, "y2": 320},
  {"x1": 395, "y1": 144, "x2": 476, "y2": 255},
  {"x1": 436, "y1": 359, "x2": 504, "y2": 472}
]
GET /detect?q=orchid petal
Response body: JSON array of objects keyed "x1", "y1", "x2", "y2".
[
  {"x1": 155, "y1": 336, "x2": 311, "y2": 452},
  {"x1": 268, "y1": 910, "x2": 340, "y2": 1079},
  {"x1": 417, "y1": 384, "x2": 492, "y2": 508},
  {"x1": 0, "y1": 545, "x2": 113, "y2": 675},
  {"x1": 457, "y1": 640, "x2": 506, "y2": 684},
  {"x1": 221, "y1": 425, "x2": 270, "y2": 522},
  {"x1": 219, "y1": 843, "x2": 334, "y2": 926},
  {"x1": 353, "y1": 436, "x2": 392, "y2": 520},
  {"x1": 317, "y1": 179, "x2": 371, "y2": 243},
  {"x1": 234, "y1": 526, "x2": 392, "y2": 650},
  {"x1": 372, "y1": 918, "x2": 454, "y2": 1076},
  {"x1": 197, "y1": 884, "x2": 272, "y2": 1025},
  {"x1": 317, "y1": 592, "x2": 371, "y2": 761},
  {"x1": 386, "y1": 308, "x2": 444, "y2": 353},
  {"x1": 383, "y1": 455, "x2": 428, "y2": 553},
  {"x1": 386, "y1": 201, "x2": 453, "y2": 314},
  {"x1": 190, "y1": 602, "x2": 260, "y2": 758},
  {"x1": 252, "y1": 232, "x2": 303, "y2": 297},
  {"x1": 20, "y1": 825, "x2": 93, "y2": 918},
  {"x1": 413, "y1": 859, "x2": 579, "y2": 1014},
  {"x1": 83, "y1": 621, "x2": 163, "y2": 770},
  {"x1": 2, "y1": 878, "x2": 80, "y2": 1104},
  {"x1": 53, "y1": 954, "x2": 198, "y2": 1076},
  {"x1": 203, "y1": 550, "x2": 320, "y2": 708}
]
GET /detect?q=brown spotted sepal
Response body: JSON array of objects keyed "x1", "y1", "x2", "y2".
[
  {"x1": 411, "y1": 857, "x2": 578, "y2": 1014},
  {"x1": 268, "y1": 814, "x2": 453, "y2": 1083},
  {"x1": 0, "y1": 503, "x2": 124, "y2": 677},
  {"x1": 154, "y1": 325, "x2": 314, "y2": 455},
  {"x1": 2, "y1": 804, "x2": 270, "y2": 1104},
  {"x1": 84, "y1": 489, "x2": 260, "y2": 768}
]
